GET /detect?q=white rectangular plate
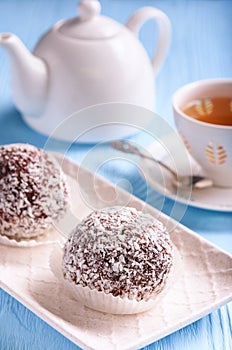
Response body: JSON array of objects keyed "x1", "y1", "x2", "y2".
[{"x1": 0, "y1": 155, "x2": 232, "y2": 350}]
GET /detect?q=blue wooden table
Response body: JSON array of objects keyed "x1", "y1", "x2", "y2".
[{"x1": 0, "y1": 1, "x2": 232, "y2": 349}]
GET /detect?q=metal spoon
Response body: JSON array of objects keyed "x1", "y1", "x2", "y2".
[{"x1": 110, "y1": 140, "x2": 213, "y2": 189}]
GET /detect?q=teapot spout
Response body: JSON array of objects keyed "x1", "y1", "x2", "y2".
[{"x1": 0, "y1": 33, "x2": 47, "y2": 117}]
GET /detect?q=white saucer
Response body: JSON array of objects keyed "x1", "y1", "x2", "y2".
[{"x1": 140, "y1": 141, "x2": 232, "y2": 212}]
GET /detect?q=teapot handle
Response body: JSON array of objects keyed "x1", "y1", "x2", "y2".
[{"x1": 126, "y1": 7, "x2": 171, "y2": 75}]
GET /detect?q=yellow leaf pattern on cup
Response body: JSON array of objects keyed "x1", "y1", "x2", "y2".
[
  {"x1": 180, "y1": 133, "x2": 192, "y2": 155},
  {"x1": 205, "y1": 142, "x2": 227, "y2": 165}
]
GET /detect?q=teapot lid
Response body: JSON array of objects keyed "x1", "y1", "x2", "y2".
[{"x1": 58, "y1": 0, "x2": 122, "y2": 39}]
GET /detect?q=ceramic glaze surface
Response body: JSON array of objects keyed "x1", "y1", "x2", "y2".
[
  {"x1": 0, "y1": 156, "x2": 231, "y2": 350},
  {"x1": 0, "y1": 0, "x2": 171, "y2": 142},
  {"x1": 0, "y1": 1, "x2": 231, "y2": 350},
  {"x1": 29, "y1": 28, "x2": 155, "y2": 137},
  {"x1": 173, "y1": 79, "x2": 232, "y2": 187}
]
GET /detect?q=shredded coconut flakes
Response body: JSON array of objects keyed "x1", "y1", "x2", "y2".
[
  {"x1": 63, "y1": 206, "x2": 173, "y2": 302},
  {"x1": 0, "y1": 144, "x2": 69, "y2": 239}
]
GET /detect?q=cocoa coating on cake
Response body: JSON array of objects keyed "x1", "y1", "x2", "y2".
[
  {"x1": 0, "y1": 144, "x2": 69, "y2": 239},
  {"x1": 63, "y1": 206, "x2": 173, "y2": 302}
]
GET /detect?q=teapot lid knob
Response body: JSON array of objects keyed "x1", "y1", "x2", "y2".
[
  {"x1": 78, "y1": 0, "x2": 101, "y2": 21},
  {"x1": 57, "y1": 0, "x2": 122, "y2": 39}
]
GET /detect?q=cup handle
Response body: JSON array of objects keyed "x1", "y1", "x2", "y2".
[{"x1": 126, "y1": 7, "x2": 171, "y2": 75}]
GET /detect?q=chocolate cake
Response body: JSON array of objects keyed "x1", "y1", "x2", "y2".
[
  {"x1": 0, "y1": 143, "x2": 69, "y2": 240},
  {"x1": 63, "y1": 206, "x2": 173, "y2": 303}
]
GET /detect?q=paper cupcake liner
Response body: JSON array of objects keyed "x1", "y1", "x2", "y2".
[
  {"x1": 0, "y1": 174, "x2": 75, "y2": 248},
  {"x1": 0, "y1": 150, "x2": 72, "y2": 249},
  {"x1": 50, "y1": 245, "x2": 181, "y2": 315},
  {"x1": 0, "y1": 228, "x2": 66, "y2": 248}
]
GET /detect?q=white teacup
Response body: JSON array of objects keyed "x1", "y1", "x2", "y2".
[{"x1": 172, "y1": 78, "x2": 232, "y2": 187}]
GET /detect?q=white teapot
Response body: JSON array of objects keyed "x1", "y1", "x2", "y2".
[{"x1": 0, "y1": 0, "x2": 171, "y2": 142}]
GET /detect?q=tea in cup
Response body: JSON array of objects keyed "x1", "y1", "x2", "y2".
[{"x1": 172, "y1": 78, "x2": 232, "y2": 187}]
